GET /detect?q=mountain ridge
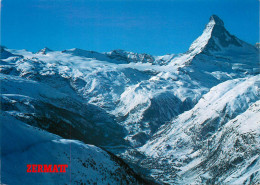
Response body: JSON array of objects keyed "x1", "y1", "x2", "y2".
[{"x1": 1, "y1": 15, "x2": 259, "y2": 184}]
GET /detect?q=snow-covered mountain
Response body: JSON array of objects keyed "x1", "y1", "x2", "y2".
[
  {"x1": 137, "y1": 76, "x2": 259, "y2": 184},
  {"x1": 0, "y1": 46, "x2": 206, "y2": 147},
  {"x1": 0, "y1": 73, "x2": 128, "y2": 147},
  {"x1": 1, "y1": 113, "x2": 146, "y2": 185},
  {"x1": 36, "y1": 47, "x2": 53, "y2": 55},
  {"x1": 1, "y1": 15, "x2": 259, "y2": 184}
]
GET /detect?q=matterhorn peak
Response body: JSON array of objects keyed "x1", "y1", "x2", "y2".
[
  {"x1": 188, "y1": 15, "x2": 243, "y2": 54},
  {"x1": 209, "y1": 15, "x2": 224, "y2": 26}
]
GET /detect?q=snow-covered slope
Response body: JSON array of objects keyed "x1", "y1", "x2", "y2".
[
  {"x1": 62, "y1": 48, "x2": 163, "y2": 65},
  {"x1": 1, "y1": 113, "x2": 146, "y2": 185},
  {"x1": 179, "y1": 100, "x2": 260, "y2": 185},
  {"x1": 138, "y1": 76, "x2": 259, "y2": 184},
  {"x1": 0, "y1": 73, "x2": 127, "y2": 147},
  {"x1": 0, "y1": 46, "x2": 22, "y2": 59},
  {"x1": 0, "y1": 47, "x2": 207, "y2": 147}
]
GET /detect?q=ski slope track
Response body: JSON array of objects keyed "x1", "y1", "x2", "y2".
[{"x1": 1, "y1": 15, "x2": 259, "y2": 184}]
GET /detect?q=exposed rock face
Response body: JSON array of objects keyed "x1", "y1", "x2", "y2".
[{"x1": 36, "y1": 47, "x2": 53, "y2": 54}]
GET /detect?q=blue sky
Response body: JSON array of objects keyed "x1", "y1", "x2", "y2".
[{"x1": 1, "y1": 0, "x2": 259, "y2": 55}]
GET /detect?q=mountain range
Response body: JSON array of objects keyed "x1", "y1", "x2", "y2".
[{"x1": 1, "y1": 15, "x2": 259, "y2": 184}]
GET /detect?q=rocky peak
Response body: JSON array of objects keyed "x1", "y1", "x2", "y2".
[
  {"x1": 189, "y1": 15, "x2": 242, "y2": 54},
  {"x1": 209, "y1": 15, "x2": 224, "y2": 26},
  {"x1": 106, "y1": 49, "x2": 155, "y2": 64},
  {"x1": 37, "y1": 47, "x2": 52, "y2": 55}
]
